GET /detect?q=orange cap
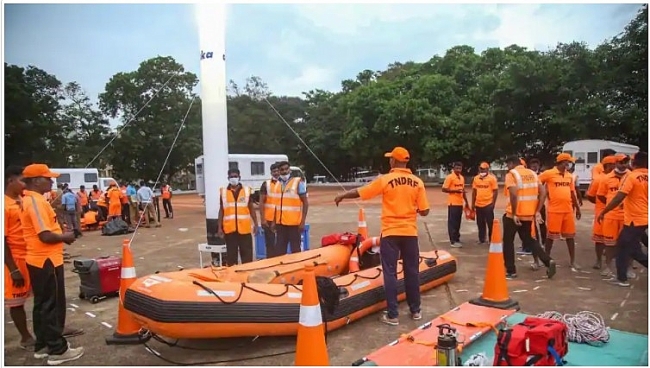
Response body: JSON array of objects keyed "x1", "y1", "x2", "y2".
[
  {"x1": 479, "y1": 162, "x2": 490, "y2": 169},
  {"x1": 556, "y1": 153, "x2": 576, "y2": 163},
  {"x1": 23, "y1": 164, "x2": 60, "y2": 179},
  {"x1": 602, "y1": 156, "x2": 617, "y2": 165},
  {"x1": 614, "y1": 153, "x2": 629, "y2": 162},
  {"x1": 384, "y1": 147, "x2": 410, "y2": 162}
]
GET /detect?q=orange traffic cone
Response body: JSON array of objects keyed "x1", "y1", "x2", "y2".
[
  {"x1": 106, "y1": 239, "x2": 149, "y2": 345},
  {"x1": 469, "y1": 219, "x2": 520, "y2": 311},
  {"x1": 357, "y1": 208, "x2": 368, "y2": 240},
  {"x1": 295, "y1": 265, "x2": 329, "y2": 366}
]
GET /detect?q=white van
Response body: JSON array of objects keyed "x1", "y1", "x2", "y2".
[
  {"x1": 50, "y1": 168, "x2": 117, "y2": 192},
  {"x1": 562, "y1": 140, "x2": 639, "y2": 191},
  {"x1": 194, "y1": 154, "x2": 306, "y2": 202}
]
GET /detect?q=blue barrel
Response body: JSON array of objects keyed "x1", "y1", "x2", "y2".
[{"x1": 254, "y1": 224, "x2": 310, "y2": 260}]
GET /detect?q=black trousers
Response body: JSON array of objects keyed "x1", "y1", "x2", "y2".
[
  {"x1": 275, "y1": 225, "x2": 302, "y2": 255},
  {"x1": 502, "y1": 215, "x2": 551, "y2": 275},
  {"x1": 380, "y1": 236, "x2": 421, "y2": 319},
  {"x1": 475, "y1": 204, "x2": 495, "y2": 243},
  {"x1": 262, "y1": 224, "x2": 276, "y2": 258},
  {"x1": 27, "y1": 258, "x2": 67, "y2": 355},
  {"x1": 121, "y1": 203, "x2": 130, "y2": 223},
  {"x1": 615, "y1": 223, "x2": 648, "y2": 282},
  {"x1": 447, "y1": 205, "x2": 463, "y2": 243},
  {"x1": 224, "y1": 232, "x2": 253, "y2": 266},
  {"x1": 162, "y1": 199, "x2": 173, "y2": 218}
]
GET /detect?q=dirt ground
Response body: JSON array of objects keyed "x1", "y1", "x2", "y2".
[{"x1": 4, "y1": 187, "x2": 648, "y2": 366}]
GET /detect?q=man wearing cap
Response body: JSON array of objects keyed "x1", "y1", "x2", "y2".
[
  {"x1": 442, "y1": 162, "x2": 469, "y2": 247},
  {"x1": 471, "y1": 162, "x2": 498, "y2": 245},
  {"x1": 586, "y1": 155, "x2": 617, "y2": 270},
  {"x1": 538, "y1": 153, "x2": 582, "y2": 271},
  {"x1": 20, "y1": 164, "x2": 84, "y2": 364},
  {"x1": 335, "y1": 147, "x2": 430, "y2": 326},
  {"x1": 598, "y1": 152, "x2": 648, "y2": 287}
]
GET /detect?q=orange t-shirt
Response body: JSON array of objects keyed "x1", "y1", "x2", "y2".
[
  {"x1": 77, "y1": 191, "x2": 89, "y2": 206},
  {"x1": 357, "y1": 168, "x2": 429, "y2": 237},
  {"x1": 108, "y1": 187, "x2": 122, "y2": 207},
  {"x1": 120, "y1": 187, "x2": 129, "y2": 204},
  {"x1": 592, "y1": 163, "x2": 604, "y2": 178},
  {"x1": 20, "y1": 190, "x2": 65, "y2": 268},
  {"x1": 618, "y1": 168, "x2": 648, "y2": 226},
  {"x1": 4, "y1": 195, "x2": 27, "y2": 260},
  {"x1": 588, "y1": 174, "x2": 607, "y2": 213},
  {"x1": 472, "y1": 174, "x2": 498, "y2": 207},
  {"x1": 597, "y1": 171, "x2": 628, "y2": 221},
  {"x1": 442, "y1": 173, "x2": 465, "y2": 206},
  {"x1": 538, "y1": 167, "x2": 575, "y2": 214}
]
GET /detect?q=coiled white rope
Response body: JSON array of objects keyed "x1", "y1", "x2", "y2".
[{"x1": 536, "y1": 311, "x2": 610, "y2": 346}]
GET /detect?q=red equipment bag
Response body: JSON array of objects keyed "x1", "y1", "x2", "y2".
[
  {"x1": 321, "y1": 232, "x2": 359, "y2": 247},
  {"x1": 494, "y1": 316, "x2": 568, "y2": 366}
]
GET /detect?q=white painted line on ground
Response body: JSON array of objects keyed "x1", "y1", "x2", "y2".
[
  {"x1": 580, "y1": 270, "x2": 592, "y2": 274},
  {"x1": 578, "y1": 287, "x2": 591, "y2": 291},
  {"x1": 533, "y1": 286, "x2": 540, "y2": 291},
  {"x1": 67, "y1": 308, "x2": 76, "y2": 312},
  {"x1": 625, "y1": 291, "x2": 631, "y2": 299},
  {"x1": 455, "y1": 289, "x2": 468, "y2": 293},
  {"x1": 70, "y1": 303, "x2": 79, "y2": 308},
  {"x1": 85, "y1": 312, "x2": 96, "y2": 318},
  {"x1": 535, "y1": 279, "x2": 547, "y2": 283},
  {"x1": 101, "y1": 322, "x2": 113, "y2": 329},
  {"x1": 97, "y1": 248, "x2": 101, "y2": 250},
  {"x1": 620, "y1": 300, "x2": 627, "y2": 308},
  {"x1": 513, "y1": 289, "x2": 528, "y2": 293},
  {"x1": 575, "y1": 276, "x2": 589, "y2": 279},
  {"x1": 611, "y1": 312, "x2": 618, "y2": 321}
]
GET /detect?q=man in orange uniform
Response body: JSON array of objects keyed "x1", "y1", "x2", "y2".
[
  {"x1": 161, "y1": 182, "x2": 174, "y2": 219},
  {"x1": 5, "y1": 166, "x2": 36, "y2": 348},
  {"x1": 471, "y1": 162, "x2": 498, "y2": 245},
  {"x1": 89, "y1": 185, "x2": 102, "y2": 210},
  {"x1": 271, "y1": 161, "x2": 309, "y2": 256},
  {"x1": 335, "y1": 147, "x2": 430, "y2": 325},
  {"x1": 77, "y1": 185, "x2": 89, "y2": 214},
  {"x1": 20, "y1": 164, "x2": 84, "y2": 365},
  {"x1": 259, "y1": 163, "x2": 280, "y2": 257},
  {"x1": 217, "y1": 169, "x2": 259, "y2": 265},
  {"x1": 120, "y1": 183, "x2": 130, "y2": 223},
  {"x1": 597, "y1": 154, "x2": 631, "y2": 278},
  {"x1": 502, "y1": 156, "x2": 556, "y2": 279},
  {"x1": 106, "y1": 182, "x2": 123, "y2": 220},
  {"x1": 442, "y1": 162, "x2": 469, "y2": 248},
  {"x1": 586, "y1": 155, "x2": 616, "y2": 269},
  {"x1": 538, "y1": 153, "x2": 582, "y2": 271},
  {"x1": 598, "y1": 152, "x2": 648, "y2": 287}
]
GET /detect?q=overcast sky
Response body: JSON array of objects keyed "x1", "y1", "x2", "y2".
[{"x1": 5, "y1": 3, "x2": 642, "y2": 103}]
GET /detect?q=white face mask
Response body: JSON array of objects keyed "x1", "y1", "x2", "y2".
[
  {"x1": 228, "y1": 177, "x2": 240, "y2": 186},
  {"x1": 280, "y1": 174, "x2": 290, "y2": 181},
  {"x1": 479, "y1": 172, "x2": 488, "y2": 177},
  {"x1": 614, "y1": 168, "x2": 627, "y2": 174}
]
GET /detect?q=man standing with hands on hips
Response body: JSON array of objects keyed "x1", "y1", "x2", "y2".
[
  {"x1": 20, "y1": 164, "x2": 84, "y2": 365},
  {"x1": 471, "y1": 162, "x2": 498, "y2": 245},
  {"x1": 442, "y1": 162, "x2": 469, "y2": 248},
  {"x1": 335, "y1": 147, "x2": 430, "y2": 326}
]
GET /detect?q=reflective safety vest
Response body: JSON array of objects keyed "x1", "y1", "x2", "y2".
[
  {"x1": 272, "y1": 177, "x2": 303, "y2": 226},
  {"x1": 220, "y1": 186, "x2": 252, "y2": 235},
  {"x1": 505, "y1": 166, "x2": 539, "y2": 221},
  {"x1": 97, "y1": 192, "x2": 107, "y2": 207},
  {"x1": 161, "y1": 185, "x2": 171, "y2": 200},
  {"x1": 90, "y1": 190, "x2": 101, "y2": 201},
  {"x1": 263, "y1": 179, "x2": 280, "y2": 222},
  {"x1": 77, "y1": 191, "x2": 89, "y2": 206}
]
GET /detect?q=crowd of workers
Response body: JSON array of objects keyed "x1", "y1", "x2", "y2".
[{"x1": 4, "y1": 163, "x2": 178, "y2": 365}]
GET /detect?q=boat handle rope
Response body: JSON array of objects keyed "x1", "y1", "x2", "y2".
[{"x1": 233, "y1": 253, "x2": 323, "y2": 272}]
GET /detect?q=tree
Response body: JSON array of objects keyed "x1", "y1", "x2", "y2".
[{"x1": 99, "y1": 56, "x2": 202, "y2": 182}]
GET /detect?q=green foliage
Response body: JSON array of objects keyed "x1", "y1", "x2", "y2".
[{"x1": 4, "y1": 5, "x2": 647, "y2": 181}]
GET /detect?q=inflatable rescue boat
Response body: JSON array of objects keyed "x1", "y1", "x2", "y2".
[{"x1": 123, "y1": 238, "x2": 457, "y2": 339}]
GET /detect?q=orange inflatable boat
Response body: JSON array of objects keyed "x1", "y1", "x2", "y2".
[{"x1": 123, "y1": 241, "x2": 457, "y2": 339}]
